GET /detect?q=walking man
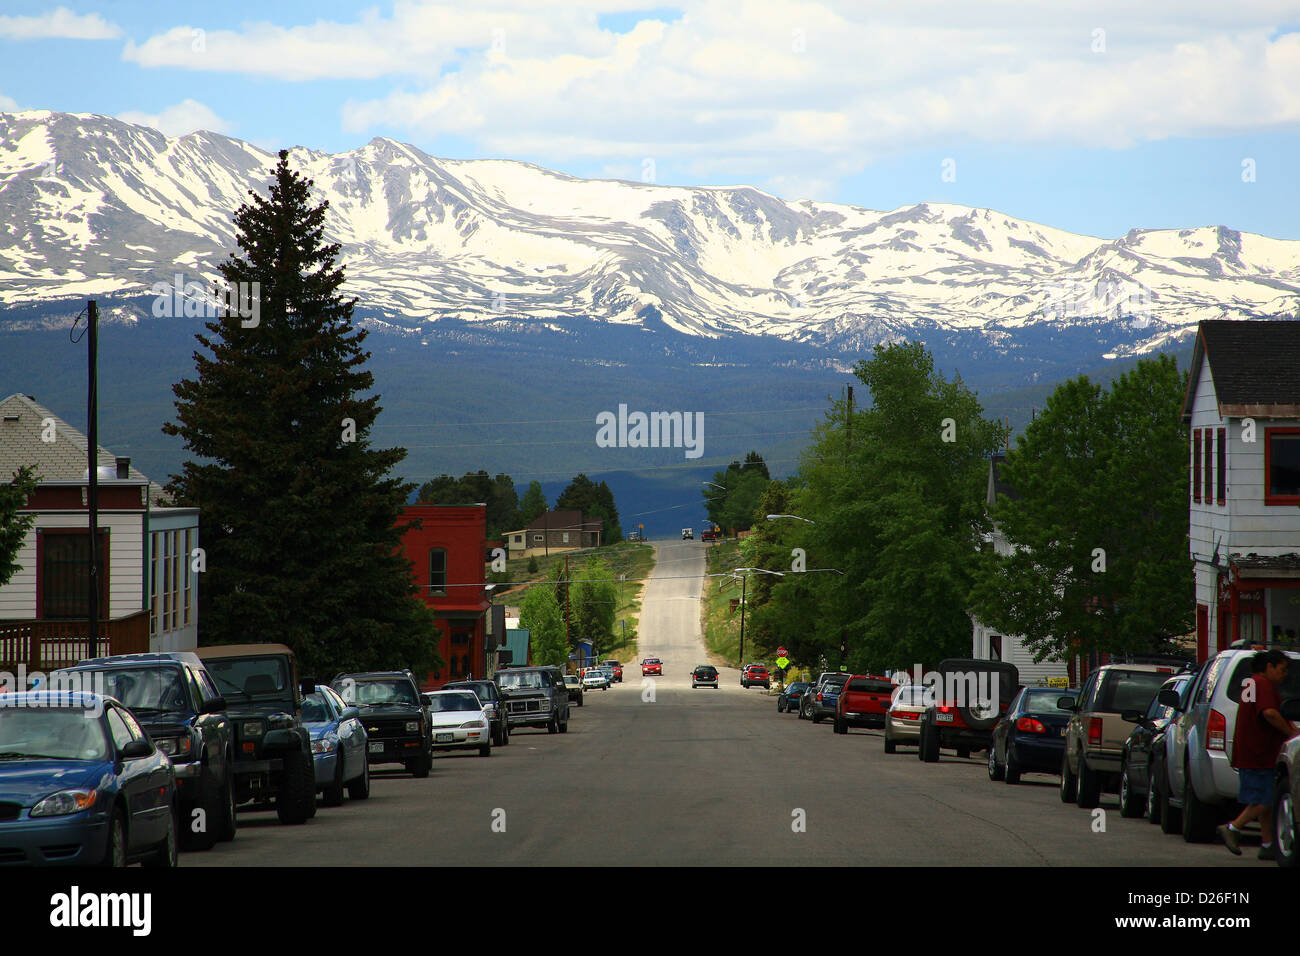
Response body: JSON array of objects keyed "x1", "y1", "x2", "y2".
[{"x1": 1218, "y1": 649, "x2": 1297, "y2": 858}]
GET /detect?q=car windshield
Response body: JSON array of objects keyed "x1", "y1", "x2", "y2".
[
  {"x1": 75, "y1": 667, "x2": 189, "y2": 712},
  {"x1": 1097, "y1": 671, "x2": 1170, "y2": 714},
  {"x1": 344, "y1": 680, "x2": 418, "y2": 707},
  {"x1": 787, "y1": 683, "x2": 807, "y2": 692},
  {"x1": 498, "y1": 671, "x2": 549, "y2": 690},
  {"x1": 0, "y1": 707, "x2": 110, "y2": 762},
  {"x1": 428, "y1": 694, "x2": 481, "y2": 712},
  {"x1": 206, "y1": 657, "x2": 289, "y2": 699},
  {"x1": 301, "y1": 693, "x2": 330, "y2": 722},
  {"x1": 1022, "y1": 689, "x2": 1076, "y2": 713},
  {"x1": 645, "y1": 659, "x2": 660, "y2": 665}
]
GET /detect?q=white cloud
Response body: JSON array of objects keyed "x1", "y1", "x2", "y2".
[
  {"x1": 0, "y1": 93, "x2": 19, "y2": 111},
  {"x1": 117, "y1": 99, "x2": 233, "y2": 137},
  {"x1": 120, "y1": 1, "x2": 1300, "y2": 199},
  {"x1": 0, "y1": 6, "x2": 120, "y2": 40}
]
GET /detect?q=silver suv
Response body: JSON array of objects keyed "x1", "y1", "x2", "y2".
[{"x1": 1164, "y1": 647, "x2": 1300, "y2": 842}]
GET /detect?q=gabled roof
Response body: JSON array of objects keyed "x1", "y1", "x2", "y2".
[
  {"x1": 1181, "y1": 320, "x2": 1300, "y2": 421},
  {"x1": 525, "y1": 509, "x2": 602, "y2": 532},
  {"x1": 986, "y1": 454, "x2": 1019, "y2": 508}
]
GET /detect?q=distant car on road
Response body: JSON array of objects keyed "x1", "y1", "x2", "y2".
[
  {"x1": 602, "y1": 661, "x2": 624, "y2": 683},
  {"x1": 642, "y1": 658, "x2": 663, "y2": 677},
  {"x1": 582, "y1": 669, "x2": 610, "y2": 691},
  {"x1": 563, "y1": 674, "x2": 584, "y2": 707},
  {"x1": 692, "y1": 665, "x2": 720, "y2": 689},
  {"x1": 987, "y1": 685, "x2": 1078, "y2": 784},
  {"x1": 777, "y1": 681, "x2": 809, "y2": 714},
  {"x1": 681, "y1": 528, "x2": 694, "y2": 540},
  {"x1": 741, "y1": 665, "x2": 770, "y2": 689}
]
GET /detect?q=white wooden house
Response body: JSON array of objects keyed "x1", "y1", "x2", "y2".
[{"x1": 1182, "y1": 320, "x2": 1300, "y2": 660}]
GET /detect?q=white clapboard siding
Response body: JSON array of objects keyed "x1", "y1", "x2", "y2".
[{"x1": 0, "y1": 513, "x2": 143, "y2": 620}]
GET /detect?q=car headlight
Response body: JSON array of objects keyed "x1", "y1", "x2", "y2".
[
  {"x1": 405, "y1": 720, "x2": 420, "y2": 733},
  {"x1": 155, "y1": 736, "x2": 193, "y2": 758},
  {"x1": 459, "y1": 720, "x2": 488, "y2": 729},
  {"x1": 310, "y1": 737, "x2": 333, "y2": 755},
  {"x1": 242, "y1": 721, "x2": 264, "y2": 737},
  {"x1": 31, "y1": 789, "x2": 98, "y2": 817}
]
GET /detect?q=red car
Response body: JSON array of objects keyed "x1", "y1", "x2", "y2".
[
  {"x1": 602, "y1": 660, "x2": 623, "y2": 683},
  {"x1": 641, "y1": 658, "x2": 662, "y2": 676},
  {"x1": 741, "y1": 665, "x2": 770, "y2": 689},
  {"x1": 835, "y1": 674, "x2": 896, "y2": 733}
]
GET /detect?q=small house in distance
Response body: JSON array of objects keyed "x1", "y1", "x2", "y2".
[{"x1": 503, "y1": 509, "x2": 602, "y2": 559}]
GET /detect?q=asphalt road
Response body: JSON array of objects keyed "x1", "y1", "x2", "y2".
[{"x1": 191, "y1": 540, "x2": 1269, "y2": 866}]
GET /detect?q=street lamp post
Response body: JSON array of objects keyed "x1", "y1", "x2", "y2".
[{"x1": 732, "y1": 567, "x2": 784, "y2": 667}]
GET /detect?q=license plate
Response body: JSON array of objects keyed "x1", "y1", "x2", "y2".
[
  {"x1": 368, "y1": 741, "x2": 384, "y2": 753},
  {"x1": 936, "y1": 712, "x2": 954, "y2": 723},
  {"x1": 436, "y1": 733, "x2": 454, "y2": 742}
]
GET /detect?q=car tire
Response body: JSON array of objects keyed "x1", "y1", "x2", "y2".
[
  {"x1": 216, "y1": 762, "x2": 237, "y2": 842},
  {"x1": 100, "y1": 804, "x2": 127, "y2": 867},
  {"x1": 577, "y1": 697, "x2": 583, "y2": 707},
  {"x1": 920, "y1": 721, "x2": 939, "y2": 763},
  {"x1": 1059, "y1": 751, "x2": 1078, "y2": 803},
  {"x1": 559, "y1": 714, "x2": 569, "y2": 734},
  {"x1": 411, "y1": 750, "x2": 432, "y2": 779},
  {"x1": 548, "y1": 712, "x2": 559, "y2": 734},
  {"x1": 1004, "y1": 745, "x2": 1021, "y2": 785},
  {"x1": 1275, "y1": 774, "x2": 1298, "y2": 868},
  {"x1": 322, "y1": 749, "x2": 346, "y2": 807},
  {"x1": 1119, "y1": 763, "x2": 1143, "y2": 818},
  {"x1": 812, "y1": 711, "x2": 823, "y2": 724},
  {"x1": 479, "y1": 743, "x2": 491, "y2": 757},
  {"x1": 1076, "y1": 755, "x2": 1101, "y2": 809},
  {"x1": 182, "y1": 764, "x2": 220, "y2": 851},
  {"x1": 1159, "y1": 776, "x2": 1182, "y2": 835},
  {"x1": 142, "y1": 803, "x2": 179, "y2": 868},
  {"x1": 276, "y1": 750, "x2": 315, "y2": 825},
  {"x1": 777, "y1": 700, "x2": 785, "y2": 713},
  {"x1": 884, "y1": 735, "x2": 897, "y2": 754},
  {"x1": 1181, "y1": 768, "x2": 1215, "y2": 843},
  {"x1": 834, "y1": 718, "x2": 846, "y2": 735},
  {"x1": 348, "y1": 755, "x2": 370, "y2": 801},
  {"x1": 987, "y1": 744, "x2": 1004, "y2": 781}
]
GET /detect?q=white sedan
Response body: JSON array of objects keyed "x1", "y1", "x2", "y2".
[
  {"x1": 424, "y1": 690, "x2": 493, "y2": 757},
  {"x1": 582, "y1": 669, "x2": 610, "y2": 691}
]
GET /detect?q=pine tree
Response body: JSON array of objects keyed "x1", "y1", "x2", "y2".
[
  {"x1": 162, "y1": 150, "x2": 439, "y2": 677},
  {"x1": 519, "y1": 481, "x2": 547, "y2": 525}
]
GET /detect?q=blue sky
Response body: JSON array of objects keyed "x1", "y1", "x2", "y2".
[{"x1": 3, "y1": 1, "x2": 1300, "y2": 239}]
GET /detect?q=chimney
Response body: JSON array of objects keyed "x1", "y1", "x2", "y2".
[{"x1": 115, "y1": 456, "x2": 130, "y2": 479}]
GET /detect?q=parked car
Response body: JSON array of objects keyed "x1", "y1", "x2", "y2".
[
  {"x1": 563, "y1": 674, "x2": 585, "y2": 707},
  {"x1": 1117, "y1": 672, "x2": 1193, "y2": 819},
  {"x1": 602, "y1": 661, "x2": 624, "y2": 683},
  {"x1": 1059, "y1": 663, "x2": 1174, "y2": 810},
  {"x1": 884, "y1": 683, "x2": 927, "y2": 752},
  {"x1": 681, "y1": 528, "x2": 694, "y2": 540},
  {"x1": 641, "y1": 658, "x2": 663, "y2": 677},
  {"x1": 701, "y1": 530, "x2": 718, "y2": 542},
  {"x1": 1272, "y1": 698, "x2": 1300, "y2": 867},
  {"x1": 497, "y1": 666, "x2": 570, "y2": 734},
  {"x1": 0, "y1": 691, "x2": 178, "y2": 866},
  {"x1": 777, "y1": 681, "x2": 809, "y2": 714},
  {"x1": 196, "y1": 644, "x2": 317, "y2": 824},
  {"x1": 425, "y1": 690, "x2": 493, "y2": 757},
  {"x1": 1143, "y1": 674, "x2": 1194, "y2": 831},
  {"x1": 301, "y1": 684, "x2": 369, "y2": 805},
  {"x1": 56, "y1": 651, "x2": 236, "y2": 850},
  {"x1": 1164, "y1": 648, "x2": 1300, "y2": 841},
  {"x1": 834, "y1": 675, "x2": 895, "y2": 733},
  {"x1": 692, "y1": 665, "x2": 719, "y2": 689},
  {"x1": 582, "y1": 669, "x2": 611, "y2": 691},
  {"x1": 741, "y1": 665, "x2": 770, "y2": 689},
  {"x1": 332, "y1": 670, "x2": 432, "y2": 778},
  {"x1": 988, "y1": 686, "x2": 1079, "y2": 783},
  {"x1": 807, "y1": 673, "x2": 850, "y2": 723},
  {"x1": 443, "y1": 679, "x2": 511, "y2": 746},
  {"x1": 918, "y1": 660, "x2": 1020, "y2": 762}
]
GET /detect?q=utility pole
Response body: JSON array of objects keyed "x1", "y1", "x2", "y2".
[
  {"x1": 563, "y1": 552, "x2": 570, "y2": 667},
  {"x1": 738, "y1": 573, "x2": 747, "y2": 666},
  {"x1": 86, "y1": 300, "x2": 100, "y2": 657}
]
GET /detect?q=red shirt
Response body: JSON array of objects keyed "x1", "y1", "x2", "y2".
[{"x1": 1232, "y1": 674, "x2": 1286, "y2": 770}]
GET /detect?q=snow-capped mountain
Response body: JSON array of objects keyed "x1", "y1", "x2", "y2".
[{"x1": 2, "y1": 110, "x2": 1298, "y2": 359}]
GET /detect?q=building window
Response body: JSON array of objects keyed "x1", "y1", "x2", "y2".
[
  {"x1": 428, "y1": 549, "x2": 447, "y2": 596},
  {"x1": 150, "y1": 533, "x2": 159, "y2": 637},
  {"x1": 1265, "y1": 428, "x2": 1300, "y2": 505},
  {"x1": 183, "y1": 529, "x2": 192, "y2": 626},
  {"x1": 1203, "y1": 428, "x2": 1214, "y2": 505},
  {"x1": 1216, "y1": 427, "x2": 1226, "y2": 505},
  {"x1": 40, "y1": 530, "x2": 107, "y2": 620},
  {"x1": 532, "y1": 533, "x2": 543, "y2": 543},
  {"x1": 1192, "y1": 430, "x2": 1202, "y2": 502}
]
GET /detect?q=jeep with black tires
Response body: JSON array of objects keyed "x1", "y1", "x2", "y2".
[
  {"x1": 194, "y1": 644, "x2": 317, "y2": 825},
  {"x1": 918, "y1": 659, "x2": 1020, "y2": 763},
  {"x1": 56, "y1": 651, "x2": 238, "y2": 850},
  {"x1": 333, "y1": 670, "x2": 432, "y2": 777},
  {"x1": 496, "y1": 665, "x2": 569, "y2": 734}
]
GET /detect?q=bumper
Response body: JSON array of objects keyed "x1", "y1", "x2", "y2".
[
  {"x1": 0, "y1": 812, "x2": 109, "y2": 866},
  {"x1": 935, "y1": 726, "x2": 993, "y2": 749},
  {"x1": 693, "y1": 679, "x2": 719, "y2": 687},
  {"x1": 841, "y1": 712, "x2": 886, "y2": 728},
  {"x1": 1196, "y1": 750, "x2": 1240, "y2": 806},
  {"x1": 506, "y1": 710, "x2": 551, "y2": 727},
  {"x1": 1081, "y1": 750, "x2": 1123, "y2": 775},
  {"x1": 887, "y1": 715, "x2": 923, "y2": 739},
  {"x1": 365, "y1": 737, "x2": 427, "y2": 764},
  {"x1": 430, "y1": 728, "x2": 489, "y2": 750},
  {"x1": 1009, "y1": 734, "x2": 1065, "y2": 772}
]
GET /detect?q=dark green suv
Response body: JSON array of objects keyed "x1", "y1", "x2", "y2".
[
  {"x1": 195, "y1": 644, "x2": 317, "y2": 825},
  {"x1": 333, "y1": 670, "x2": 432, "y2": 778}
]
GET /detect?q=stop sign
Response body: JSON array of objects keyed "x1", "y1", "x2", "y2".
[{"x1": 776, "y1": 646, "x2": 788, "y2": 658}]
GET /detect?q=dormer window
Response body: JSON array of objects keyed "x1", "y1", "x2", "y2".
[{"x1": 1265, "y1": 428, "x2": 1300, "y2": 505}]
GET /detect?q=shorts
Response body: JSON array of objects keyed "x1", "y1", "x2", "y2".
[{"x1": 1237, "y1": 768, "x2": 1275, "y2": 807}]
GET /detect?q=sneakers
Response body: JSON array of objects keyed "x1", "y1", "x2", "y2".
[
  {"x1": 1217, "y1": 824, "x2": 1242, "y2": 855},
  {"x1": 1259, "y1": 844, "x2": 1276, "y2": 861}
]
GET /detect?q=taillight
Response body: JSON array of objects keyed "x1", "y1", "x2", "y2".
[
  {"x1": 1088, "y1": 717, "x2": 1103, "y2": 746},
  {"x1": 1208, "y1": 709, "x2": 1226, "y2": 751},
  {"x1": 817, "y1": 693, "x2": 823, "y2": 701},
  {"x1": 938, "y1": 705, "x2": 952, "y2": 713},
  {"x1": 1016, "y1": 717, "x2": 1046, "y2": 734}
]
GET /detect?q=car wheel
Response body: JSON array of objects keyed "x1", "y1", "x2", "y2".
[
  {"x1": 347, "y1": 755, "x2": 370, "y2": 800},
  {"x1": 777, "y1": 700, "x2": 785, "y2": 713},
  {"x1": 1059, "y1": 751, "x2": 1078, "y2": 803},
  {"x1": 479, "y1": 742, "x2": 492, "y2": 757},
  {"x1": 276, "y1": 749, "x2": 315, "y2": 824},
  {"x1": 884, "y1": 734, "x2": 897, "y2": 754},
  {"x1": 216, "y1": 762, "x2": 237, "y2": 842},
  {"x1": 322, "y1": 749, "x2": 346, "y2": 807},
  {"x1": 1004, "y1": 744, "x2": 1021, "y2": 785},
  {"x1": 559, "y1": 715, "x2": 569, "y2": 734},
  {"x1": 1159, "y1": 774, "x2": 1182, "y2": 835},
  {"x1": 1076, "y1": 755, "x2": 1101, "y2": 809},
  {"x1": 1119, "y1": 763, "x2": 1143, "y2": 818},
  {"x1": 987, "y1": 744, "x2": 1004, "y2": 781},
  {"x1": 920, "y1": 721, "x2": 939, "y2": 763},
  {"x1": 812, "y1": 710, "x2": 823, "y2": 724},
  {"x1": 1181, "y1": 766, "x2": 1215, "y2": 843},
  {"x1": 182, "y1": 764, "x2": 220, "y2": 851},
  {"x1": 548, "y1": 712, "x2": 559, "y2": 734},
  {"x1": 100, "y1": 805, "x2": 127, "y2": 867},
  {"x1": 411, "y1": 750, "x2": 432, "y2": 780},
  {"x1": 1275, "y1": 774, "x2": 1298, "y2": 868},
  {"x1": 577, "y1": 697, "x2": 583, "y2": 707},
  {"x1": 142, "y1": 803, "x2": 178, "y2": 868},
  {"x1": 833, "y1": 718, "x2": 846, "y2": 735}
]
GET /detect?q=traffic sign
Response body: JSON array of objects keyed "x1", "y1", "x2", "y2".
[
  {"x1": 776, "y1": 646, "x2": 788, "y2": 658},
  {"x1": 776, "y1": 656, "x2": 790, "y2": 670}
]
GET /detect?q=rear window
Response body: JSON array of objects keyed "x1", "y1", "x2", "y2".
[
  {"x1": 847, "y1": 678, "x2": 894, "y2": 694},
  {"x1": 695, "y1": 667, "x2": 717, "y2": 676},
  {"x1": 1095, "y1": 670, "x2": 1168, "y2": 714},
  {"x1": 1022, "y1": 689, "x2": 1077, "y2": 713},
  {"x1": 893, "y1": 685, "x2": 927, "y2": 706},
  {"x1": 1226, "y1": 654, "x2": 1300, "y2": 704}
]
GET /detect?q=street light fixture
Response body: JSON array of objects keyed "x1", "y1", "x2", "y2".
[{"x1": 766, "y1": 513, "x2": 815, "y2": 523}]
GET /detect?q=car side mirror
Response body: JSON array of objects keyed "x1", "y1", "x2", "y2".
[
  {"x1": 120, "y1": 739, "x2": 152, "y2": 760},
  {"x1": 340, "y1": 706, "x2": 359, "y2": 721},
  {"x1": 1120, "y1": 709, "x2": 1144, "y2": 724},
  {"x1": 202, "y1": 696, "x2": 227, "y2": 714},
  {"x1": 1157, "y1": 689, "x2": 1181, "y2": 709},
  {"x1": 1057, "y1": 697, "x2": 1077, "y2": 711}
]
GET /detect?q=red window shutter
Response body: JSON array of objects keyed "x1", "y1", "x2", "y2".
[
  {"x1": 1193, "y1": 429, "x2": 1202, "y2": 502},
  {"x1": 1216, "y1": 427, "x2": 1226, "y2": 504}
]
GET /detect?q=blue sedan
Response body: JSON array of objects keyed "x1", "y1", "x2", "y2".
[
  {"x1": 0, "y1": 691, "x2": 177, "y2": 866},
  {"x1": 988, "y1": 686, "x2": 1080, "y2": 784},
  {"x1": 302, "y1": 685, "x2": 369, "y2": 805}
]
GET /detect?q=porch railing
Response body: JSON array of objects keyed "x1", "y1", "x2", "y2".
[{"x1": 0, "y1": 611, "x2": 151, "y2": 672}]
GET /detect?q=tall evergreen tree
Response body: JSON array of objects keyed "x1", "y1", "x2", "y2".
[{"x1": 162, "y1": 150, "x2": 439, "y2": 677}]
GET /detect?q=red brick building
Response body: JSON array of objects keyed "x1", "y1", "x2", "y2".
[{"x1": 399, "y1": 504, "x2": 489, "y2": 689}]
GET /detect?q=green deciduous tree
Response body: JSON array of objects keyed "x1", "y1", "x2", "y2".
[
  {"x1": 570, "y1": 557, "x2": 619, "y2": 655},
  {"x1": 521, "y1": 567, "x2": 566, "y2": 667},
  {"x1": 0, "y1": 466, "x2": 38, "y2": 589},
  {"x1": 556, "y1": 474, "x2": 622, "y2": 543},
  {"x1": 519, "y1": 481, "x2": 548, "y2": 525}
]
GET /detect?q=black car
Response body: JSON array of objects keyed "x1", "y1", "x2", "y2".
[
  {"x1": 442, "y1": 679, "x2": 511, "y2": 747},
  {"x1": 56, "y1": 652, "x2": 237, "y2": 851},
  {"x1": 333, "y1": 670, "x2": 433, "y2": 777},
  {"x1": 777, "y1": 682, "x2": 809, "y2": 714},
  {"x1": 987, "y1": 685, "x2": 1078, "y2": 784},
  {"x1": 691, "y1": 665, "x2": 719, "y2": 688},
  {"x1": 1120, "y1": 673, "x2": 1192, "y2": 820}
]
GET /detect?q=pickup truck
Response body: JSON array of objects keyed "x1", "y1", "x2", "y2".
[{"x1": 834, "y1": 675, "x2": 896, "y2": 733}]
